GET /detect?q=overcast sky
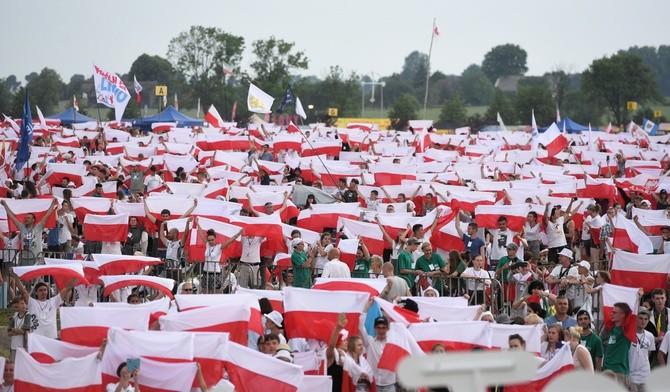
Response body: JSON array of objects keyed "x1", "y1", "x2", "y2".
[{"x1": 3, "y1": 0, "x2": 668, "y2": 84}]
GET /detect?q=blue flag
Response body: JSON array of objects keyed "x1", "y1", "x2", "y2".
[
  {"x1": 276, "y1": 84, "x2": 295, "y2": 114},
  {"x1": 643, "y1": 118, "x2": 659, "y2": 136},
  {"x1": 15, "y1": 90, "x2": 33, "y2": 171}
]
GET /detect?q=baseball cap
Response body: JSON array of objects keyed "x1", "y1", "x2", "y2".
[
  {"x1": 397, "y1": 298, "x2": 419, "y2": 314},
  {"x1": 641, "y1": 200, "x2": 652, "y2": 207},
  {"x1": 661, "y1": 189, "x2": 667, "y2": 195},
  {"x1": 374, "y1": 316, "x2": 389, "y2": 327}
]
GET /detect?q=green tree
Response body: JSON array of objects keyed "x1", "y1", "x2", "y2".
[
  {"x1": 459, "y1": 64, "x2": 494, "y2": 105},
  {"x1": 5, "y1": 75, "x2": 21, "y2": 92},
  {"x1": 581, "y1": 52, "x2": 661, "y2": 125},
  {"x1": 0, "y1": 77, "x2": 14, "y2": 115},
  {"x1": 25, "y1": 68, "x2": 65, "y2": 114},
  {"x1": 25, "y1": 72, "x2": 38, "y2": 84},
  {"x1": 388, "y1": 93, "x2": 420, "y2": 130},
  {"x1": 481, "y1": 44, "x2": 528, "y2": 83},
  {"x1": 130, "y1": 54, "x2": 178, "y2": 85},
  {"x1": 514, "y1": 85, "x2": 555, "y2": 125},
  {"x1": 64, "y1": 74, "x2": 87, "y2": 99},
  {"x1": 438, "y1": 92, "x2": 467, "y2": 127},
  {"x1": 561, "y1": 90, "x2": 607, "y2": 126},
  {"x1": 401, "y1": 51, "x2": 429, "y2": 84},
  {"x1": 250, "y1": 36, "x2": 308, "y2": 97},
  {"x1": 545, "y1": 70, "x2": 572, "y2": 109},
  {"x1": 380, "y1": 74, "x2": 413, "y2": 110},
  {"x1": 484, "y1": 89, "x2": 517, "y2": 124}
]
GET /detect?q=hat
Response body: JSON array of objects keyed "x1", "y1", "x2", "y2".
[
  {"x1": 578, "y1": 260, "x2": 590, "y2": 270},
  {"x1": 290, "y1": 238, "x2": 304, "y2": 249},
  {"x1": 274, "y1": 348, "x2": 293, "y2": 363},
  {"x1": 638, "y1": 307, "x2": 650, "y2": 316},
  {"x1": 641, "y1": 200, "x2": 652, "y2": 207},
  {"x1": 558, "y1": 248, "x2": 573, "y2": 259},
  {"x1": 479, "y1": 311, "x2": 494, "y2": 321},
  {"x1": 266, "y1": 310, "x2": 283, "y2": 327},
  {"x1": 406, "y1": 238, "x2": 420, "y2": 245},
  {"x1": 422, "y1": 287, "x2": 440, "y2": 297},
  {"x1": 374, "y1": 316, "x2": 389, "y2": 327},
  {"x1": 495, "y1": 314, "x2": 512, "y2": 324},
  {"x1": 397, "y1": 298, "x2": 419, "y2": 314},
  {"x1": 506, "y1": 243, "x2": 518, "y2": 250}
]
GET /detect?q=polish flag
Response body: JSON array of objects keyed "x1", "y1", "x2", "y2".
[
  {"x1": 337, "y1": 218, "x2": 385, "y2": 256},
  {"x1": 490, "y1": 324, "x2": 544, "y2": 354},
  {"x1": 301, "y1": 139, "x2": 341, "y2": 158},
  {"x1": 536, "y1": 123, "x2": 569, "y2": 157},
  {"x1": 412, "y1": 303, "x2": 481, "y2": 323},
  {"x1": 504, "y1": 345, "x2": 574, "y2": 392},
  {"x1": 313, "y1": 277, "x2": 388, "y2": 297},
  {"x1": 83, "y1": 213, "x2": 129, "y2": 242},
  {"x1": 281, "y1": 223, "x2": 321, "y2": 246},
  {"x1": 611, "y1": 251, "x2": 670, "y2": 293},
  {"x1": 337, "y1": 238, "x2": 361, "y2": 271},
  {"x1": 27, "y1": 333, "x2": 99, "y2": 364},
  {"x1": 293, "y1": 351, "x2": 323, "y2": 375},
  {"x1": 191, "y1": 332, "x2": 229, "y2": 389},
  {"x1": 205, "y1": 105, "x2": 224, "y2": 128},
  {"x1": 369, "y1": 163, "x2": 417, "y2": 186},
  {"x1": 248, "y1": 191, "x2": 300, "y2": 221},
  {"x1": 200, "y1": 179, "x2": 231, "y2": 199},
  {"x1": 237, "y1": 286, "x2": 285, "y2": 313},
  {"x1": 373, "y1": 297, "x2": 422, "y2": 326},
  {"x1": 42, "y1": 258, "x2": 94, "y2": 288},
  {"x1": 159, "y1": 305, "x2": 251, "y2": 345},
  {"x1": 228, "y1": 213, "x2": 285, "y2": 243},
  {"x1": 447, "y1": 189, "x2": 497, "y2": 213},
  {"x1": 174, "y1": 293, "x2": 263, "y2": 335},
  {"x1": 15, "y1": 350, "x2": 102, "y2": 392},
  {"x1": 95, "y1": 297, "x2": 171, "y2": 329},
  {"x1": 225, "y1": 341, "x2": 304, "y2": 392},
  {"x1": 111, "y1": 201, "x2": 147, "y2": 226},
  {"x1": 377, "y1": 322, "x2": 425, "y2": 372},
  {"x1": 347, "y1": 123, "x2": 373, "y2": 131},
  {"x1": 3, "y1": 198, "x2": 57, "y2": 232},
  {"x1": 255, "y1": 160, "x2": 287, "y2": 176},
  {"x1": 286, "y1": 121, "x2": 301, "y2": 134},
  {"x1": 406, "y1": 296, "x2": 468, "y2": 308},
  {"x1": 70, "y1": 197, "x2": 113, "y2": 221},
  {"x1": 612, "y1": 213, "x2": 654, "y2": 254},
  {"x1": 56, "y1": 180, "x2": 117, "y2": 199},
  {"x1": 577, "y1": 175, "x2": 617, "y2": 200},
  {"x1": 409, "y1": 321, "x2": 491, "y2": 352},
  {"x1": 14, "y1": 264, "x2": 90, "y2": 287},
  {"x1": 298, "y1": 376, "x2": 332, "y2": 392},
  {"x1": 189, "y1": 217, "x2": 243, "y2": 261},
  {"x1": 633, "y1": 212, "x2": 670, "y2": 235},
  {"x1": 51, "y1": 135, "x2": 81, "y2": 148},
  {"x1": 602, "y1": 283, "x2": 640, "y2": 343},
  {"x1": 475, "y1": 203, "x2": 531, "y2": 232},
  {"x1": 151, "y1": 122, "x2": 176, "y2": 133},
  {"x1": 297, "y1": 203, "x2": 361, "y2": 233},
  {"x1": 274, "y1": 252, "x2": 292, "y2": 269},
  {"x1": 99, "y1": 275, "x2": 175, "y2": 299},
  {"x1": 60, "y1": 306, "x2": 151, "y2": 347},
  {"x1": 166, "y1": 181, "x2": 206, "y2": 196},
  {"x1": 308, "y1": 164, "x2": 361, "y2": 187},
  {"x1": 433, "y1": 213, "x2": 467, "y2": 254},
  {"x1": 283, "y1": 287, "x2": 369, "y2": 342},
  {"x1": 91, "y1": 253, "x2": 162, "y2": 277}
]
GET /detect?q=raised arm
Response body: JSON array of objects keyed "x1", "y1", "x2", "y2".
[
  {"x1": 179, "y1": 217, "x2": 193, "y2": 246},
  {"x1": 220, "y1": 229, "x2": 244, "y2": 249},
  {"x1": 143, "y1": 198, "x2": 157, "y2": 224},
  {"x1": 454, "y1": 210, "x2": 464, "y2": 238},
  {"x1": 359, "y1": 237, "x2": 370, "y2": 260},
  {"x1": 376, "y1": 218, "x2": 394, "y2": 246},
  {"x1": 58, "y1": 278, "x2": 76, "y2": 301},
  {"x1": 37, "y1": 198, "x2": 60, "y2": 228},
  {"x1": 179, "y1": 198, "x2": 198, "y2": 218},
  {"x1": 381, "y1": 186, "x2": 397, "y2": 203},
  {"x1": 159, "y1": 221, "x2": 168, "y2": 246},
  {"x1": 327, "y1": 313, "x2": 347, "y2": 366},
  {"x1": 0, "y1": 200, "x2": 22, "y2": 229}
]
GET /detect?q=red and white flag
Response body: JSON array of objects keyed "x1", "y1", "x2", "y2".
[
  {"x1": 159, "y1": 304, "x2": 251, "y2": 345},
  {"x1": 70, "y1": 197, "x2": 113, "y2": 221},
  {"x1": 377, "y1": 322, "x2": 425, "y2": 372},
  {"x1": 536, "y1": 123, "x2": 568, "y2": 157},
  {"x1": 505, "y1": 344, "x2": 574, "y2": 392},
  {"x1": 313, "y1": 278, "x2": 387, "y2": 297},
  {"x1": 611, "y1": 251, "x2": 670, "y2": 292},
  {"x1": 409, "y1": 321, "x2": 491, "y2": 352},
  {"x1": 83, "y1": 213, "x2": 129, "y2": 242},
  {"x1": 373, "y1": 297, "x2": 422, "y2": 326},
  {"x1": 228, "y1": 213, "x2": 284, "y2": 243},
  {"x1": 91, "y1": 253, "x2": 162, "y2": 276},
  {"x1": 337, "y1": 238, "x2": 360, "y2": 271},
  {"x1": 191, "y1": 332, "x2": 229, "y2": 389},
  {"x1": 237, "y1": 286, "x2": 284, "y2": 313},
  {"x1": 188, "y1": 217, "x2": 243, "y2": 261},
  {"x1": 297, "y1": 203, "x2": 361, "y2": 233},
  {"x1": 490, "y1": 324, "x2": 544, "y2": 354},
  {"x1": 174, "y1": 293, "x2": 263, "y2": 335},
  {"x1": 205, "y1": 105, "x2": 225, "y2": 128},
  {"x1": 577, "y1": 175, "x2": 618, "y2": 200},
  {"x1": 283, "y1": 287, "x2": 368, "y2": 342},
  {"x1": 447, "y1": 189, "x2": 497, "y2": 212},
  {"x1": 337, "y1": 218, "x2": 385, "y2": 256},
  {"x1": 59, "y1": 306, "x2": 151, "y2": 347},
  {"x1": 248, "y1": 191, "x2": 299, "y2": 222},
  {"x1": 225, "y1": 341, "x2": 304, "y2": 392},
  {"x1": 369, "y1": 163, "x2": 417, "y2": 186},
  {"x1": 14, "y1": 264, "x2": 90, "y2": 287},
  {"x1": 95, "y1": 297, "x2": 170, "y2": 329},
  {"x1": 301, "y1": 139, "x2": 342, "y2": 158},
  {"x1": 73, "y1": 95, "x2": 79, "y2": 111},
  {"x1": 298, "y1": 376, "x2": 332, "y2": 392},
  {"x1": 15, "y1": 350, "x2": 102, "y2": 392},
  {"x1": 151, "y1": 122, "x2": 176, "y2": 133},
  {"x1": 286, "y1": 121, "x2": 301, "y2": 134},
  {"x1": 602, "y1": 283, "x2": 640, "y2": 343},
  {"x1": 99, "y1": 275, "x2": 175, "y2": 299},
  {"x1": 42, "y1": 164, "x2": 87, "y2": 188},
  {"x1": 612, "y1": 213, "x2": 654, "y2": 254},
  {"x1": 27, "y1": 333, "x2": 99, "y2": 364},
  {"x1": 3, "y1": 198, "x2": 58, "y2": 232},
  {"x1": 475, "y1": 203, "x2": 531, "y2": 232}
]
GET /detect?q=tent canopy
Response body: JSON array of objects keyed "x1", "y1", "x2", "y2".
[
  {"x1": 47, "y1": 108, "x2": 97, "y2": 125},
  {"x1": 540, "y1": 117, "x2": 596, "y2": 134},
  {"x1": 139, "y1": 106, "x2": 203, "y2": 130}
]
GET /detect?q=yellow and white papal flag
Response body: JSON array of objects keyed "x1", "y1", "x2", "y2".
[{"x1": 247, "y1": 83, "x2": 274, "y2": 114}]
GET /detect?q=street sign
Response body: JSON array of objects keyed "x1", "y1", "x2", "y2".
[
  {"x1": 327, "y1": 108, "x2": 339, "y2": 116},
  {"x1": 627, "y1": 101, "x2": 637, "y2": 111},
  {"x1": 155, "y1": 85, "x2": 168, "y2": 96},
  {"x1": 654, "y1": 110, "x2": 663, "y2": 118}
]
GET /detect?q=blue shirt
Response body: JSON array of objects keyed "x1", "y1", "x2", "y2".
[
  {"x1": 544, "y1": 315, "x2": 577, "y2": 329},
  {"x1": 462, "y1": 234, "x2": 485, "y2": 257}
]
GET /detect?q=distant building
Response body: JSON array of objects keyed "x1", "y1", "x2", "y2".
[{"x1": 494, "y1": 76, "x2": 523, "y2": 93}]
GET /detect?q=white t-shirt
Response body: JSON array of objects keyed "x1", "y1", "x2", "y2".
[
  {"x1": 74, "y1": 284, "x2": 99, "y2": 307},
  {"x1": 315, "y1": 243, "x2": 334, "y2": 271},
  {"x1": 321, "y1": 259, "x2": 351, "y2": 279},
  {"x1": 28, "y1": 296, "x2": 62, "y2": 339},
  {"x1": 659, "y1": 331, "x2": 670, "y2": 363},
  {"x1": 461, "y1": 268, "x2": 490, "y2": 291},
  {"x1": 581, "y1": 215, "x2": 593, "y2": 241},
  {"x1": 240, "y1": 236, "x2": 264, "y2": 263},
  {"x1": 57, "y1": 213, "x2": 74, "y2": 244},
  {"x1": 10, "y1": 312, "x2": 28, "y2": 350},
  {"x1": 412, "y1": 232, "x2": 433, "y2": 264},
  {"x1": 546, "y1": 217, "x2": 567, "y2": 248},
  {"x1": 549, "y1": 264, "x2": 579, "y2": 299},
  {"x1": 524, "y1": 222, "x2": 541, "y2": 242},
  {"x1": 144, "y1": 174, "x2": 163, "y2": 192},
  {"x1": 204, "y1": 243, "x2": 222, "y2": 272},
  {"x1": 629, "y1": 329, "x2": 654, "y2": 383},
  {"x1": 488, "y1": 229, "x2": 517, "y2": 260},
  {"x1": 106, "y1": 383, "x2": 135, "y2": 392}
]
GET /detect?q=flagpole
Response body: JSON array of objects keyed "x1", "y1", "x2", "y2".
[
  {"x1": 222, "y1": 73, "x2": 228, "y2": 122},
  {"x1": 422, "y1": 18, "x2": 436, "y2": 119},
  {"x1": 96, "y1": 104, "x2": 102, "y2": 123}
]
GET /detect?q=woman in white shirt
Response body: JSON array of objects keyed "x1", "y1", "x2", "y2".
[
  {"x1": 460, "y1": 255, "x2": 491, "y2": 306},
  {"x1": 196, "y1": 221, "x2": 242, "y2": 294},
  {"x1": 524, "y1": 211, "x2": 542, "y2": 261}
]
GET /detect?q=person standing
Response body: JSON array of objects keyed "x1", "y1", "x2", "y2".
[
  {"x1": 1, "y1": 198, "x2": 59, "y2": 264},
  {"x1": 603, "y1": 302, "x2": 633, "y2": 390},
  {"x1": 630, "y1": 307, "x2": 654, "y2": 392},
  {"x1": 576, "y1": 309, "x2": 604, "y2": 372},
  {"x1": 290, "y1": 238, "x2": 314, "y2": 288},
  {"x1": 645, "y1": 288, "x2": 669, "y2": 366},
  {"x1": 14, "y1": 276, "x2": 74, "y2": 339},
  {"x1": 321, "y1": 248, "x2": 351, "y2": 279}
]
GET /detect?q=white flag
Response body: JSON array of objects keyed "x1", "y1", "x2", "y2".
[
  {"x1": 92, "y1": 63, "x2": 130, "y2": 123},
  {"x1": 531, "y1": 109, "x2": 538, "y2": 136},
  {"x1": 247, "y1": 83, "x2": 274, "y2": 114},
  {"x1": 35, "y1": 105, "x2": 47, "y2": 129},
  {"x1": 196, "y1": 98, "x2": 201, "y2": 118},
  {"x1": 496, "y1": 112, "x2": 508, "y2": 132},
  {"x1": 162, "y1": 95, "x2": 167, "y2": 108},
  {"x1": 295, "y1": 97, "x2": 307, "y2": 120}
]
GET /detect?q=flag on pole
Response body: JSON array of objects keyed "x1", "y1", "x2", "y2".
[
  {"x1": 205, "y1": 104, "x2": 224, "y2": 127},
  {"x1": 247, "y1": 83, "x2": 274, "y2": 114},
  {"x1": 174, "y1": 93, "x2": 179, "y2": 110},
  {"x1": 604, "y1": 122, "x2": 613, "y2": 134},
  {"x1": 433, "y1": 23, "x2": 440, "y2": 36},
  {"x1": 35, "y1": 105, "x2": 47, "y2": 129},
  {"x1": 496, "y1": 112, "x2": 508, "y2": 132},
  {"x1": 556, "y1": 105, "x2": 561, "y2": 122},
  {"x1": 222, "y1": 60, "x2": 236, "y2": 77},
  {"x1": 197, "y1": 98, "x2": 201, "y2": 118},
  {"x1": 295, "y1": 97, "x2": 307, "y2": 120},
  {"x1": 73, "y1": 95, "x2": 79, "y2": 111},
  {"x1": 162, "y1": 95, "x2": 167, "y2": 108},
  {"x1": 133, "y1": 75, "x2": 142, "y2": 103},
  {"x1": 536, "y1": 123, "x2": 568, "y2": 157},
  {"x1": 643, "y1": 118, "x2": 659, "y2": 136},
  {"x1": 16, "y1": 90, "x2": 33, "y2": 171},
  {"x1": 232, "y1": 100, "x2": 238, "y2": 121},
  {"x1": 92, "y1": 63, "x2": 130, "y2": 123},
  {"x1": 277, "y1": 84, "x2": 295, "y2": 114}
]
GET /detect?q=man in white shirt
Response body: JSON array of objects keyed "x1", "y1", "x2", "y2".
[
  {"x1": 320, "y1": 248, "x2": 351, "y2": 279},
  {"x1": 15, "y1": 277, "x2": 74, "y2": 339},
  {"x1": 143, "y1": 165, "x2": 163, "y2": 193},
  {"x1": 486, "y1": 216, "x2": 519, "y2": 271},
  {"x1": 630, "y1": 308, "x2": 655, "y2": 391},
  {"x1": 313, "y1": 232, "x2": 334, "y2": 274},
  {"x1": 358, "y1": 315, "x2": 396, "y2": 391},
  {"x1": 545, "y1": 248, "x2": 579, "y2": 309}
]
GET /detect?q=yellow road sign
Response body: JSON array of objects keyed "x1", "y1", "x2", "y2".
[
  {"x1": 155, "y1": 85, "x2": 168, "y2": 96},
  {"x1": 654, "y1": 110, "x2": 663, "y2": 118},
  {"x1": 627, "y1": 101, "x2": 637, "y2": 111},
  {"x1": 327, "y1": 108, "x2": 339, "y2": 117}
]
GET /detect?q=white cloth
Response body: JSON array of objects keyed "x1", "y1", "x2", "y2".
[
  {"x1": 315, "y1": 243, "x2": 334, "y2": 271},
  {"x1": 106, "y1": 383, "x2": 135, "y2": 392},
  {"x1": 28, "y1": 296, "x2": 62, "y2": 339},
  {"x1": 57, "y1": 213, "x2": 74, "y2": 244},
  {"x1": 321, "y1": 259, "x2": 351, "y2": 279},
  {"x1": 629, "y1": 329, "x2": 654, "y2": 383},
  {"x1": 74, "y1": 284, "x2": 99, "y2": 307},
  {"x1": 488, "y1": 228, "x2": 517, "y2": 260},
  {"x1": 547, "y1": 216, "x2": 567, "y2": 248}
]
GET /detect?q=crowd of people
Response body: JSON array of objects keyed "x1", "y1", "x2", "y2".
[{"x1": 0, "y1": 117, "x2": 669, "y2": 391}]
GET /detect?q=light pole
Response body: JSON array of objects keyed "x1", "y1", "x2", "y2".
[
  {"x1": 307, "y1": 104, "x2": 314, "y2": 122},
  {"x1": 361, "y1": 72, "x2": 386, "y2": 119}
]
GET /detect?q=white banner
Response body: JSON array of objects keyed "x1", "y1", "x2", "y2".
[
  {"x1": 247, "y1": 83, "x2": 274, "y2": 114},
  {"x1": 93, "y1": 63, "x2": 130, "y2": 122}
]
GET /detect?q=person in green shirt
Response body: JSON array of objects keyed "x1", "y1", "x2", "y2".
[
  {"x1": 397, "y1": 238, "x2": 420, "y2": 291},
  {"x1": 603, "y1": 302, "x2": 633, "y2": 389},
  {"x1": 352, "y1": 239, "x2": 371, "y2": 278},
  {"x1": 290, "y1": 238, "x2": 314, "y2": 288},
  {"x1": 576, "y1": 309, "x2": 603, "y2": 371},
  {"x1": 495, "y1": 243, "x2": 520, "y2": 284},
  {"x1": 415, "y1": 242, "x2": 448, "y2": 293}
]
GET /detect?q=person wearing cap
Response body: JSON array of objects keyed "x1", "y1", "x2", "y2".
[
  {"x1": 545, "y1": 248, "x2": 579, "y2": 309},
  {"x1": 274, "y1": 344, "x2": 293, "y2": 363},
  {"x1": 265, "y1": 310, "x2": 287, "y2": 344},
  {"x1": 630, "y1": 307, "x2": 654, "y2": 391},
  {"x1": 291, "y1": 238, "x2": 314, "y2": 288},
  {"x1": 652, "y1": 189, "x2": 669, "y2": 210},
  {"x1": 358, "y1": 308, "x2": 396, "y2": 391},
  {"x1": 576, "y1": 309, "x2": 603, "y2": 371},
  {"x1": 495, "y1": 243, "x2": 521, "y2": 300},
  {"x1": 639, "y1": 199, "x2": 652, "y2": 210},
  {"x1": 397, "y1": 238, "x2": 419, "y2": 293},
  {"x1": 572, "y1": 260, "x2": 595, "y2": 311}
]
